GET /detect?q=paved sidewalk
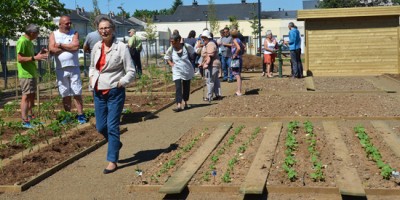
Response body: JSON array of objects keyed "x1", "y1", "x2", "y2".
[{"x1": 1, "y1": 76, "x2": 240, "y2": 200}]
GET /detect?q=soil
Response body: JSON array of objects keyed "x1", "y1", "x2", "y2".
[{"x1": 0, "y1": 125, "x2": 103, "y2": 185}]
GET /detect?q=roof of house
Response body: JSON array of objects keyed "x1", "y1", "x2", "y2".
[
  {"x1": 154, "y1": 2, "x2": 298, "y2": 22},
  {"x1": 302, "y1": 0, "x2": 319, "y2": 10},
  {"x1": 260, "y1": 10, "x2": 297, "y2": 19},
  {"x1": 66, "y1": 8, "x2": 144, "y2": 30},
  {"x1": 154, "y1": 2, "x2": 260, "y2": 22}
]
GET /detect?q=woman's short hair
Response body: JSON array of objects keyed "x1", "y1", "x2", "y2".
[
  {"x1": 230, "y1": 29, "x2": 239, "y2": 38},
  {"x1": 266, "y1": 30, "x2": 272, "y2": 36},
  {"x1": 96, "y1": 15, "x2": 115, "y2": 30},
  {"x1": 25, "y1": 24, "x2": 40, "y2": 34}
]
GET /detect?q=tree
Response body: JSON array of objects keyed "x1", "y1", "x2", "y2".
[
  {"x1": 89, "y1": 0, "x2": 101, "y2": 30},
  {"x1": 0, "y1": 0, "x2": 68, "y2": 39},
  {"x1": 318, "y1": 0, "x2": 361, "y2": 8},
  {"x1": 248, "y1": 12, "x2": 263, "y2": 55},
  {"x1": 208, "y1": 0, "x2": 220, "y2": 35},
  {"x1": 171, "y1": 0, "x2": 183, "y2": 14},
  {"x1": 228, "y1": 16, "x2": 239, "y2": 30}
]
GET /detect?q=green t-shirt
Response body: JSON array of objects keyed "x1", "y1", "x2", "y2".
[{"x1": 16, "y1": 35, "x2": 37, "y2": 78}]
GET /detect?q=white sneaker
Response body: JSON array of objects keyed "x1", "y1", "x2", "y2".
[{"x1": 194, "y1": 71, "x2": 201, "y2": 76}]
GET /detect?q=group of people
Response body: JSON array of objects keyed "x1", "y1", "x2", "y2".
[
  {"x1": 262, "y1": 22, "x2": 303, "y2": 79},
  {"x1": 17, "y1": 16, "x2": 87, "y2": 129},
  {"x1": 164, "y1": 27, "x2": 246, "y2": 112},
  {"x1": 17, "y1": 15, "x2": 136, "y2": 174},
  {"x1": 16, "y1": 17, "x2": 302, "y2": 174}
]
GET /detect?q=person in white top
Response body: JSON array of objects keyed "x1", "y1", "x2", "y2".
[
  {"x1": 49, "y1": 16, "x2": 86, "y2": 124},
  {"x1": 164, "y1": 34, "x2": 195, "y2": 112},
  {"x1": 263, "y1": 30, "x2": 277, "y2": 78}
]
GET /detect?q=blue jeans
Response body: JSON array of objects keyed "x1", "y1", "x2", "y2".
[
  {"x1": 221, "y1": 57, "x2": 232, "y2": 81},
  {"x1": 94, "y1": 87, "x2": 125, "y2": 162}
]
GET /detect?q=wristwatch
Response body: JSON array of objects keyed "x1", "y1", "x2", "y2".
[{"x1": 31, "y1": 56, "x2": 35, "y2": 61}]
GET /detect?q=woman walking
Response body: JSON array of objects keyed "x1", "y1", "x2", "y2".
[
  {"x1": 89, "y1": 16, "x2": 136, "y2": 174},
  {"x1": 164, "y1": 34, "x2": 195, "y2": 112}
]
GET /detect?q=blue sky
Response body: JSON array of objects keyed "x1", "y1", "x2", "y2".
[{"x1": 60, "y1": 0, "x2": 304, "y2": 15}]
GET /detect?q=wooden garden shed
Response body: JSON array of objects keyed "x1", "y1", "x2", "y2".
[{"x1": 297, "y1": 6, "x2": 400, "y2": 76}]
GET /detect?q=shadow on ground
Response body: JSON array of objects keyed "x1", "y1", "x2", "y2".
[{"x1": 117, "y1": 143, "x2": 179, "y2": 169}]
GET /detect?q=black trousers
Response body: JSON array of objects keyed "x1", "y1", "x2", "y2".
[
  {"x1": 174, "y1": 79, "x2": 191, "y2": 104},
  {"x1": 132, "y1": 52, "x2": 142, "y2": 76}
]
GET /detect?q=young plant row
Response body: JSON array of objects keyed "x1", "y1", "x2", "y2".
[
  {"x1": 282, "y1": 121, "x2": 299, "y2": 182},
  {"x1": 150, "y1": 128, "x2": 207, "y2": 183},
  {"x1": 202, "y1": 125, "x2": 245, "y2": 182},
  {"x1": 354, "y1": 125, "x2": 395, "y2": 180},
  {"x1": 0, "y1": 109, "x2": 95, "y2": 164},
  {"x1": 222, "y1": 126, "x2": 261, "y2": 183},
  {"x1": 304, "y1": 121, "x2": 325, "y2": 182}
]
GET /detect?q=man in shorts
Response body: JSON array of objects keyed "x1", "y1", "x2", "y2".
[
  {"x1": 16, "y1": 24, "x2": 48, "y2": 128},
  {"x1": 49, "y1": 16, "x2": 86, "y2": 124}
]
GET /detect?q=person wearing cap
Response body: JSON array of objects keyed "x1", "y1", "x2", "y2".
[
  {"x1": 200, "y1": 30, "x2": 221, "y2": 102},
  {"x1": 128, "y1": 28, "x2": 143, "y2": 77},
  {"x1": 285, "y1": 22, "x2": 302, "y2": 78},
  {"x1": 17, "y1": 24, "x2": 48, "y2": 128}
]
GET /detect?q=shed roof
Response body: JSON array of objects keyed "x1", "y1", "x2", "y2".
[{"x1": 298, "y1": 5, "x2": 400, "y2": 20}]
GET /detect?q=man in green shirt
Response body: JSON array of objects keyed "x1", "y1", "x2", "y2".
[
  {"x1": 16, "y1": 24, "x2": 48, "y2": 128},
  {"x1": 128, "y1": 29, "x2": 142, "y2": 77}
]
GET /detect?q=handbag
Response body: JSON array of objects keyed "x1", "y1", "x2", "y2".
[{"x1": 230, "y1": 58, "x2": 240, "y2": 68}]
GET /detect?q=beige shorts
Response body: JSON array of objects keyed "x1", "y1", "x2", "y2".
[{"x1": 19, "y1": 78, "x2": 37, "y2": 95}]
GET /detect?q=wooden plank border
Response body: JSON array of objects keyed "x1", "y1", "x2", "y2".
[
  {"x1": 240, "y1": 122, "x2": 283, "y2": 194},
  {"x1": 323, "y1": 121, "x2": 366, "y2": 197},
  {"x1": 158, "y1": 122, "x2": 232, "y2": 194}
]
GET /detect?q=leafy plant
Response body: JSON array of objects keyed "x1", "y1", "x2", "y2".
[
  {"x1": 3, "y1": 101, "x2": 18, "y2": 117},
  {"x1": 83, "y1": 96, "x2": 94, "y2": 104},
  {"x1": 354, "y1": 124, "x2": 395, "y2": 179}
]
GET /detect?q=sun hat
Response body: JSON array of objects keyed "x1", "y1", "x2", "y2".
[{"x1": 201, "y1": 30, "x2": 212, "y2": 39}]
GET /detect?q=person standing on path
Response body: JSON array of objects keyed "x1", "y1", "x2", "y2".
[
  {"x1": 286, "y1": 22, "x2": 303, "y2": 78},
  {"x1": 220, "y1": 27, "x2": 233, "y2": 82},
  {"x1": 164, "y1": 34, "x2": 195, "y2": 112},
  {"x1": 49, "y1": 15, "x2": 86, "y2": 124},
  {"x1": 231, "y1": 29, "x2": 243, "y2": 96},
  {"x1": 90, "y1": 16, "x2": 136, "y2": 174},
  {"x1": 200, "y1": 30, "x2": 221, "y2": 102},
  {"x1": 128, "y1": 28, "x2": 143, "y2": 78},
  {"x1": 263, "y1": 30, "x2": 277, "y2": 77},
  {"x1": 16, "y1": 24, "x2": 48, "y2": 128}
]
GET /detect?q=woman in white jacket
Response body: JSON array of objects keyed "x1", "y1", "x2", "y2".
[{"x1": 89, "y1": 15, "x2": 135, "y2": 174}]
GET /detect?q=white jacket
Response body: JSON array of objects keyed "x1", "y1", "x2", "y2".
[{"x1": 89, "y1": 39, "x2": 135, "y2": 90}]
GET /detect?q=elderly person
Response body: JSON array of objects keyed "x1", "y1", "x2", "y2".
[
  {"x1": 17, "y1": 24, "x2": 48, "y2": 128},
  {"x1": 230, "y1": 29, "x2": 243, "y2": 96},
  {"x1": 89, "y1": 16, "x2": 136, "y2": 174},
  {"x1": 164, "y1": 34, "x2": 195, "y2": 112},
  {"x1": 200, "y1": 30, "x2": 221, "y2": 102},
  {"x1": 263, "y1": 30, "x2": 277, "y2": 77},
  {"x1": 286, "y1": 22, "x2": 302, "y2": 78}
]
